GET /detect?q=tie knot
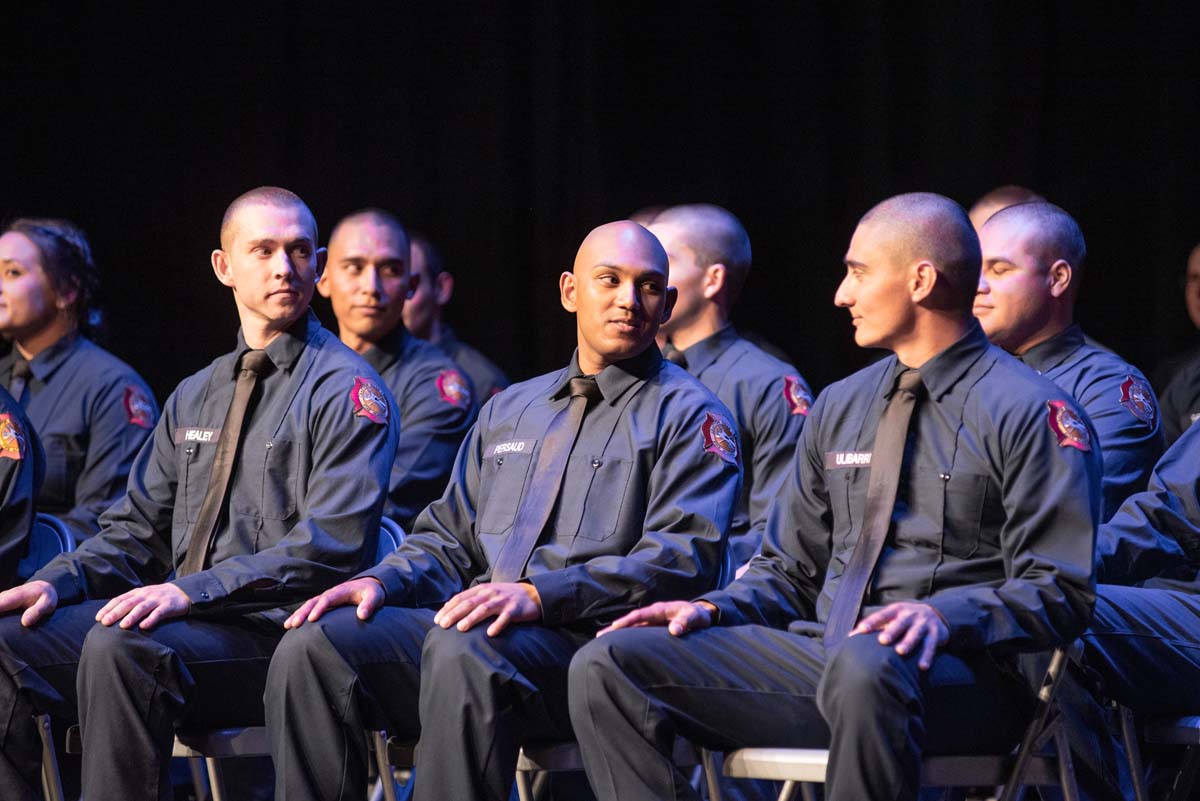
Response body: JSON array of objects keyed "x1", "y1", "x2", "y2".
[
  {"x1": 895, "y1": 369, "x2": 924, "y2": 397},
  {"x1": 10, "y1": 360, "x2": 31, "y2": 380},
  {"x1": 568, "y1": 376, "x2": 602, "y2": 403},
  {"x1": 239, "y1": 350, "x2": 271, "y2": 376}
]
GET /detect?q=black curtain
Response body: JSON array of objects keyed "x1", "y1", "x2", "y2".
[{"x1": 4, "y1": 2, "x2": 1199, "y2": 397}]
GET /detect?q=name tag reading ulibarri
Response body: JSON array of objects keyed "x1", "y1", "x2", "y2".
[
  {"x1": 488, "y1": 439, "x2": 536, "y2": 457},
  {"x1": 825, "y1": 451, "x2": 872, "y2": 469},
  {"x1": 175, "y1": 427, "x2": 221, "y2": 444}
]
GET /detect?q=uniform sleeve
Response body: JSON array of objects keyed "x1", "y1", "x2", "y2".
[
  {"x1": 1075, "y1": 369, "x2": 1164, "y2": 521},
  {"x1": 359, "y1": 418, "x2": 490, "y2": 607},
  {"x1": 526, "y1": 397, "x2": 742, "y2": 626},
  {"x1": 927, "y1": 396, "x2": 1102, "y2": 652},
  {"x1": 1160, "y1": 368, "x2": 1200, "y2": 446},
  {"x1": 32, "y1": 391, "x2": 180, "y2": 604},
  {"x1": 172, "y1": 373, "x2": 400, "y2": 613},
  {"x1": 0, "y1": 408, "x2": 43, "y2": 588},
  {"x1": 733, "y1": 373, "x2": 809, "y2": 565},
  {"x1": 1096, "y1": 421, "x2": 1200, "y2": 585},
  {"x1": 699, "y1": 392, "x2": 831, "y2": 628},
  {"x1": 62, "y1": 373, "x2": 159, "y2": 541},
  {"x1": 384, "y1": 364, "x2": 476, "y2": 530}
]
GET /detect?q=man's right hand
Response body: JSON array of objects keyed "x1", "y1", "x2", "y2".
[
  {"x1": 284, "y1": 578, "x2": 385, "y2": 629},
  {"x1": 597, "y1": 600, "x2": 716, "y2": 637},
  {"x1": 0, "y1": 581, "x2": 58, "y2": 627}
]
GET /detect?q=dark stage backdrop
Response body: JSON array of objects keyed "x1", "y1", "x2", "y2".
[{"x1": 4, "y1": 3, "x2": 1199, "y2": 401}]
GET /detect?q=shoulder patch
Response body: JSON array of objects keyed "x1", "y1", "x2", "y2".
[
  {"x1": 1046, "y1": 400, "x2": 1091, "y2": 451},
  {"x1": 0, "y1": 414, "x2": 25, "y2": 461},
  {"x1": 783, "y1": 375, "x2": 811, "y2": 416},
  {"x1": 1118, "y1": 375, "x2": 1157, "y2": 426},
  {"x1": 350, "y1": 376, "x2": 390, "y2": 425},
  {"x1": 701, "y1": 411, "x2": 739, "y2": 465},
  {"x1": 436, "y1": 369, "x2": 472, "y2": 410},
  {"x1": 124, "y1": 385, "x2": 155, "y2": 429}
]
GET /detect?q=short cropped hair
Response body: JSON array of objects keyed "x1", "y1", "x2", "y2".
[
  {"x1": 219, "y1": 186, "x2": 317, "y2": 250},
  {"x1": 653, "y1": 204, "x2": 753, "y2": 302},
  {"x1": 329, "y1": 208, "x2": 409, "y2": 251},
  {"x1": 987, "y1": 201, "x2": 1087, "y2": 272}
]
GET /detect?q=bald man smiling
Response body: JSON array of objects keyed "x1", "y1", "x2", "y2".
[{"x1": 264, "y1": 220, "x2": 742, "y2": 801}]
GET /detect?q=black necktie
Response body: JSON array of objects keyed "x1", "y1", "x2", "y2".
[
  {"x1": 490, "y1": 376, "x2": 602, "y2": 583},
  {"x1": 9, "y1": 359, "x2": 31, "y2": 405},
  {"x1": 178, "y1": 350, "x2": 272, "y2": 577},
  {"x1": 662, "y1": 343, "x2": 688, "y2": 369},
  {"x1": 824, "y1": 368, "x2": 925, "y2": 647}
]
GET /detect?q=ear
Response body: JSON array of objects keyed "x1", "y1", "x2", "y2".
[
  {"x1": 1047, "y1": 259, "x2": 1073, "y2": 298},
  {"x1": 559, "y1": 271, "x2": 578, "y2": 313},
  {"x1": 435, "y1": 271, "x2": 454, "y2": 306},
  {"x1": 910, "y1": 260, "x2": 937, "y2": 303},
  {"x1": 660, "y1": 285, "x2": 679, "y2": 324},
  {"x1": 313, "y1": 246, "x2": 328, "y2": 280},
  {"x1": 701, "y1": 263, "x2": 727, "y2": 300},
  {"x1": 212, "y1": 249, "x2": 236, "y2": 289},
  {"x1": 315, "y1": 268, "x2": 333, "y2": 299},
  {"x1": 55, "y1": 280, "x2": 80, "y2": 310}
]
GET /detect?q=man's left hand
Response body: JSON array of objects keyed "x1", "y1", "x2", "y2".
[
  {"x1": 434, "y1": 582, "x2": 542, "y2": 637},
  {"x1": 96, "y1": 584, "x2": 192, "y2": 630},
  {"x1": 851, "y1": 601, "x2": 948, "y2": 670}
]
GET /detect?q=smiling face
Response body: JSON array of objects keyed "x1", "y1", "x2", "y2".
[
  {"x1": 834, "y1": 220, "x2": 918, "y2": 351},
  {"x1": 0, "y1": 231, "x2": 64, "y2": 341},
  {"x1": 212, "y1": 202, "x2": 321, "y2": 338},
  {"x1": 319, "y1": 217, "x2": 413, "y2": 349},
  {"x1": 974, "y1": 214, "x2": 1055, "y2": 353},
  {"x1": 560, "y1": 221, "x2": 677, "y2": 374}
]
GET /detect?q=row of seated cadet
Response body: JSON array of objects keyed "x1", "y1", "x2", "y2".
[{"x1": 0, "y1": 185, "x2": 1197, "y2": 801}]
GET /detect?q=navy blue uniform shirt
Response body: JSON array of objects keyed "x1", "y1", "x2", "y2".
[
  {"x1": 0, "y1": 386, "x2": 44, "y2": 587},
  {"x1": 701, "y1": 322, "x2": 1102, "y2": 652},
  {"x1": 1019, "y1": 324, "x2": 1163, "y2": 520},
  {"x1": 0, "y1": 336, "x2": 158, "y2": 542},
  {"x1": 434, "y1": 324, "x2": 510, "y2": 401},
  {"x1": 1160, "y1": 348, "x2": 1200, "y2": 446},
  {"x1": 33, "y1": 312, "x2": 399, "y2": 620},
  {"x1": 361, "y1": 327, "x2": 477, "y2": 530},
  {"x1": 678, "y1": 325, "x2": 811, "y2": 564},
  {"x1": 361, "y1": 345, "x2": 742, "y2": 628}
]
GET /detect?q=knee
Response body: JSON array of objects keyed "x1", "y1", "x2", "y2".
[
  {"x1": 420, "y1": 624, "x2": 493, "y2": 678},
  {"x1": 79, "y1": 622, "x2": 142, "y2": 671},
  {"x1": 569, "y1": 629, "x2": 671, "y2": 703},
  {"x1": 819, "y1": 634, "x2": 914, "y2": 716}
]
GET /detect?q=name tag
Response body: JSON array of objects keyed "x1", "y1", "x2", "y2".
[
  {"x1": 175, "y1": 427, "x2": 221, "y2": 444},
  {"x1": 825, "y1": 451, "x2": 872, "y2": 469},
  {"x1": 488, "y1": 439, "x2": 536, "y2": 456}
]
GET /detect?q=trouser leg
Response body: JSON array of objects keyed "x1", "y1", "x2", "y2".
[
  {"x1": 76, "y1": 613, "x2": 283, "y2": 801},
  {"x1": 266, "y1": 607, "x2": 434, "y2": 801},
  {"x1": 570, "y1": 625, "x2": 829, "y2": 801},
  {"x1": 818, "y1": 633, "x2": 1029, "y2": 801},
  {"x1": 0, "y1": 602, "x2": 102, "y2": 801},
  {"x1": 412, "y1": 622, "x2": 589, "y2": 801}
]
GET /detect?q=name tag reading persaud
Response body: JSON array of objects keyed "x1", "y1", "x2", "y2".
[{"x1": 488, "y1": 439, "x2": 537, "y2": 457}]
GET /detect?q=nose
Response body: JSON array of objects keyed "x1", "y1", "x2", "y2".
[
  {"x1": 272, "y1": 249, "x2": 297, "y2": 280},
  {"x1": 362, "y1": 266, "x2": 384, "y2": 298},
  {"x1": 615, "y1": 280, "x2": 641, "y2": 311},
  {"x1": 833, "y1": 274, "x2": 853, "y2": 308},
  {"x1": 976, "y1": 272, "x2": 990, "y2": 295}
]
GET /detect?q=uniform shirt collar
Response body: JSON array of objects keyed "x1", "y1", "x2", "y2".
[
  {"x1": 678, "y1": 324, "x2": 738, "y2": 374},
  {"x1": 892, "y1": 320, "x2": 990, "y2": 401},
  {"x1": 360, "y1": 326, "x2": 413, "y2": 374},
  {"x1": 7, "y1": 332, "x2": 82, "y2": 382},
  {"x1": 553, "y1": 344, "x2": 664, "y2": 406},
  {"x1": 231, "y1": 309, "x2": 318, "y2": 376},
  {"x1": 433, "y1": 324, "x2": 458, "y2": 350},
  {"x1": 1018, "y1": 323, "x2": 1084, "y2": 374}
]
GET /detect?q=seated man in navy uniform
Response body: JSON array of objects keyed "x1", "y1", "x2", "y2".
[
  {"x1": 0, "y1": 384, "x2": 45, "y2": 588},
  {"x1": 319, "y1": 209, "x2": 476, "y2": 530},
  {"x1": 975, "y1": 201, "x2": 1163, "y2": 518},
  {"x1": 649, "y1": 203, "x2": 812, "y2": 566},
  {"x1": 0, "y1": 186, "x2": 398, "y2": 801},
  {"x1": 403, "y1": 232, "x2": 510, "y2": 400},
  {"x1": 569, "y1": 193, "x2": 1102, "y2": 801},
  {"x1": 265, "y1": 220, "x2": 742, "y2": 801}
]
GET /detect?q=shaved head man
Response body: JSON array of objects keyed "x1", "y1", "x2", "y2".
[
  {"x1": 649, "y1": 203, "x2": 812, "y2": 567},
  {"x1": 571, "y1": 192, "x2": 1100, "y2": 801},
  {"x1": 265, "y1": 219, "x2": 740, "y2": 801},
  {"x1": 967, "y1": 184, "x2": 1045, "y2": 233},
  {"x1": 976, "y1": 202, "x2": 1163, "y2": 517}
]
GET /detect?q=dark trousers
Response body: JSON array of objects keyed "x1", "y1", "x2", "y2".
[
  {"x1": 569, "y1": 624, "x2": 1030, "y2": 801},
  {"x1": 264, "y1": 606, "x2": 592, "y2": 801},
  {"x1": 0, "y1": 600, "x2": 282, "y2": 801}
]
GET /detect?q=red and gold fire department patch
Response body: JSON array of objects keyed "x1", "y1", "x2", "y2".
[
  {"x1": 702, "y1": 411, "x2": 739, "y2": 465},
  {"x1": 783, "y1": 375, "x2": 811, "y2": 416},
  {"x1": 350, "y1": 376, "x2": 389, "y2": 424},
  {"x1": 1119, "y1": 375, "x2": 1157, "y2": 426},
  {"x1": 1046, "y1": 400, "x2": 1091, "y2": 452},
  {"x1": 0, "y1": 414, "x2": 25, "y2": 461},
  {"x1": 124, "y1": 385, "x2": 155, "y2": 429},
  {"x1": 436, "y1": 369, "x2": 472, "y2": 410}
]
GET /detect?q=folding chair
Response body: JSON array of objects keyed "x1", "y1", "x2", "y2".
[
  {"x1": 703, "y1": 645, "x2": 1080, "y2": 801},
  {"x1": 1121, "y1": 708, "x2": 1200, "y2": 801}
]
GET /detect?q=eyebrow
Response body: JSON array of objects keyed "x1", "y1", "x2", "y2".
[{"x1": 844, "y1": 259, "x2": 868, "y2": 269}]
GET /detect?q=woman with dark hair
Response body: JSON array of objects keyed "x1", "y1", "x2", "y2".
[{"x1": 0, "y1": 218, "x2": 158, "y2": 542}]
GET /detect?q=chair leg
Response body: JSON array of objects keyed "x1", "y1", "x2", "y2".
[
  {"x1": 205, "y1": 757, "x2": 228, "y2": 801},
  {"x1": 700, "y1": 749, "x2": 723, "y2": 801},
  {"x1": 515, "y1": 763, "x2": 534, "y2": 801},
  {"x1": 1053, "y1": 719, "x2": 1080, "y2": 801},
  {"x1": 1166, "y1": 746, "x2": 1200, "y2": 801},
  {"x1": 799, "y1": 782, "x2": 819, "y2": 801},
  {"x1": 188, "y1": 757, "x2": 212, "y2": 801},
  {"x1": 35, "y1": 714, "x2": 65, "y2": 801},
  {"x1": 370, "y1": 731, "x2": 400, "y2": 801},
  {"x1": 1118, "y1": 705, "x2": 1149, "y2": 801},
  {"x1": 777, "y1": 780, "x2": 798, "y2": 801}
]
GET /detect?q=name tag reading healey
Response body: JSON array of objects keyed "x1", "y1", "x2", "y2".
[
  {"x1": 825, "y1": 451, "x2": 872, "y2": 469},
  {"x1": 175, "y1": 428, "x2": 221, "y2": 444}
]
